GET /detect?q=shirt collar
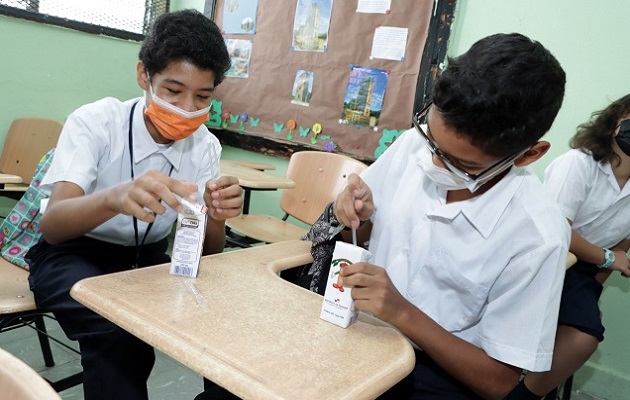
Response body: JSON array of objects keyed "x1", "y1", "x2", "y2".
[
  {"x1": 427, "y1": 166, "x2": 527, "y2": 239},
  {"x1": 131, "y1": 97, "x2": 185, "y2": 170}
]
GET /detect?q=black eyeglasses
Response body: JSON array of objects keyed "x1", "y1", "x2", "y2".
[{"x1": 412, "y1": 102, "x2": 523, "y2": 182}]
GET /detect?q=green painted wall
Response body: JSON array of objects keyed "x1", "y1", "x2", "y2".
[{"x1": 2, "y1": 1, "x2": 629, "y2": 397}]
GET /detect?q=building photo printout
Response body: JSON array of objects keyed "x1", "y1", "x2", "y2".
[
  {"x1": 291, "y1": 70, "x2": 314, "y2": 106},
  {"x1": 222, "y1": 0, "x2": 259, "y2": 34},
  {"x1": 225, "y1": 38, "x2": 253, "y2": 78},
  {"x1": 292, "y1": 0, "x2": 333, "y2": 52},
  {"x1": 340, "y1": 65, "x2": 388, "y2": 129}
]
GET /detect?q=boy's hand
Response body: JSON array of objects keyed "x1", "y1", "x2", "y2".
[
  {"x1": 612, "y1": 250, "x2": 630, "y2": 278},
  {"x1": 204, "y1": 176, "x2": 243, "y2": 221},
  {"x1": 339, "y1": 262, "x2": 409, "y2": 325},
  {"x1": 333, "y1": 173, "x2": 373, "y2": 229},
  {"x1": 110, "y1": 170, "x2": 197, "y2": 223}
]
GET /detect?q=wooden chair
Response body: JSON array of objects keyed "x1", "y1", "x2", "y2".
[
  {"x1": 0, "y1": 347, "x2": 61, "y2": 400},
  {"x1": 226, "y1": 151, "x2": 368, "y2": 247},
  {"x1": 0, "y1": 118, "x2": 63, "y2": 197},
  {"x1": 0, "y1": 258, "x2": 83, "y2": 392}
]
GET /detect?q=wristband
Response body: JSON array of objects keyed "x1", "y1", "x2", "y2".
[{"x1": 597, "y1": 248, "x2": 615, "y2": 269}]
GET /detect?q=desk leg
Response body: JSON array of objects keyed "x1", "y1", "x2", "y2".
[{"x1": 242, "y1": 188, "x2": 251, "y2": 214}]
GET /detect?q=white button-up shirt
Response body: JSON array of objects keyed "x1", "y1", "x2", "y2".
[
  {"x1": 41, "y1": 96, "x2": 221, "y2": 246},
  {"x1": 361, "y1": 129, "x2": 569, "y2": 372},
  {"x1": 544, "y1": 149, "x2": 630, "y2": 247}
]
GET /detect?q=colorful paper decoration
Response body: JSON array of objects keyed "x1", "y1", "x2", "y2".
[
  {"x1": 311, "y1": 122, "x2": 323, "y2": 144},
  {"x1": 298, "y1": 126, "x2": 310, "y2": 137},
  {"x1": 221, "y1": 109, "x2": 231, "y2": 128},
  {"x1": 273, "y1": 122, "x2": 284, "y2": 133},
  {"x1": 229, "y1": 114, "x2": 239, "y2": 124},
  {"x1": 286, "y1": 119, "x2": 297, "y2": 140},
  {"x1": 250, "y1": 117, "x2": 260, "y2": 127},
  {"x1": 239, "y1": 112, "x2": 249, "y2": 131}
]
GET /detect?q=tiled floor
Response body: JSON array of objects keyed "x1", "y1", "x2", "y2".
[
  {"x1": 1, "y1": 316, "x2": 204, "y2": 400},
  {"x1": 0, "y1": 317, "x2": 603, "y2": 400}
]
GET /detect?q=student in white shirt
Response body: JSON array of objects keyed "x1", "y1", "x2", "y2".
[
  {"x1": 26, "y1": 10, "x2": 242, "y2": 400},
  {"x1": 298, "y1": 33, "x2": 570, "y2": 400},
  {"x1": 509, "y1": 95, "x2": 630, "y2": 399}
]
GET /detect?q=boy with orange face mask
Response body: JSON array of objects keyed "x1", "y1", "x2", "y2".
[{"x1": 26, "y1": 10, "x2": 242, "y2": 400}]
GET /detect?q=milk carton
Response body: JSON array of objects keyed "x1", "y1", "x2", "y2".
[
  {"x1": 320, "y1": 242, "x2": 373, "y2": 328},
  {"x1": 170, "y1": 199, "x2": 207, "y2": 278}
]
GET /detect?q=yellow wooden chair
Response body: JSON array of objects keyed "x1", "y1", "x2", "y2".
[
  {"x1": 0, "y1": 347, "x2": 61, "y2": 400},
  {"x1": 0, "y1": 118, "x2": 63, "y2": 198},
  {"x1": 226, "y1": 151, "x2": 368, "y2": 247}
]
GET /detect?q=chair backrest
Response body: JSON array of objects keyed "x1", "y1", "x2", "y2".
[
  {"x1": 0, "y1": 118, "x2": 63, "y2": 184},
  {"x1": 0, "y1": 348, "x2": 61, "y2": 400},
  {"x1": 281, "y1": 151, "x2": 368, "y2": 225}
]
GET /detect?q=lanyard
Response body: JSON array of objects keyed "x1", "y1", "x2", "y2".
[{"x1": 128, "y1": 101, "x2": 174, "y2": 268}]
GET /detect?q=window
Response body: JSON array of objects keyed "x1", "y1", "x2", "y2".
[{"x1": 0, "y1": 0, "x2": 169, "y2": 40}]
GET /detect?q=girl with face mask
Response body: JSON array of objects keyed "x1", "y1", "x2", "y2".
[{"x1": 508, "y1": 94, "x2": 630, "y2": 399}]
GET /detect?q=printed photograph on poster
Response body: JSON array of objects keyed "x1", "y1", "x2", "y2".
[
  {"x1": 292, "y1": 0, "x2": 333, "y2": 52},
  {"x1": 340, "y1": 65, "x2": 388, "y2": 129},
  {"x1": 291, "y1": 70, "x2": 314, "y2": 106},
  {"x1": 225, "y1": 38, "x2": 253, "y2": 78},
  {"x1": 222, "y1": 0, "x2": 259, "y2": 34}
]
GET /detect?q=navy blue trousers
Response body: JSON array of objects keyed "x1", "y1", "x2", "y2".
[{"x1": 27, "y1": 236, "x2": 170, "y2": 400}]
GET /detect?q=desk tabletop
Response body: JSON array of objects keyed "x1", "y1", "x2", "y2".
[
  {"x1": 0, "y1": 173, "x2": 23, "y2": 184},
  {"x1": 220, "y1": 159, "x2": 276, "y2": 171},
  {"x1": 70, "y1": 241, "x2": 415, "y2": 400},
  {"x1": 220, "y1": 160, "x2": 295, "y2": 190}
]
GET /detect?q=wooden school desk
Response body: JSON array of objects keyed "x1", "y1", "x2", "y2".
[
  {"x1": 219, "y1": 160, "x2": 295, "y2": 214},
  {"x1": 70, "y1": 240, "x2": 416, "y2": 400},
  {"x1": 0, "y1": 173, "x2": 23, "y2": 189}
]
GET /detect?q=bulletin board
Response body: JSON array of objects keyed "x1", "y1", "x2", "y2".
[{"x1": 204, "y1": 0, "x2": 456, "y2": 162}]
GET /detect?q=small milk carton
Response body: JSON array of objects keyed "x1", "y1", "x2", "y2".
[
  {"x1": 170, "y1": 199, "x2": 207, "y2": 278},
  {"x1": 320, "y1": 241, "x2": 373, "y2": 328}
]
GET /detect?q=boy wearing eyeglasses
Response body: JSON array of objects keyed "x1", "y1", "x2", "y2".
[{"x1": 299, "y1": 33, "x2": 570, "y2": 400}]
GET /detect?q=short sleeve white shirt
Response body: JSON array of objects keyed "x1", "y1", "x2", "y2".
[
  {"x1": 544, "y1": 149, "x2": 630, "y2": 248},
  {"x1": 361, "y1": 129, "x2": 570, "y2": 372},
  {"x1": 41, "y1": 96, "x2": 222, "y2": 246}
]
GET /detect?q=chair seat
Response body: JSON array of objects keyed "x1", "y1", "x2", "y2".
[
  {"x1": 227, "y1": 215, "x2": 308, "y2": 243},
  {"x1": 0, "y1": 259, "x2": 36, "y2": 314},
  {"x1": 0, "y1": 348, "x2": 61, "y2": 400}
]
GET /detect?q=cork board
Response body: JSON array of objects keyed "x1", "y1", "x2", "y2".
[{"x1": 204, "y1": 0, "x2": 455, "y2": 161}]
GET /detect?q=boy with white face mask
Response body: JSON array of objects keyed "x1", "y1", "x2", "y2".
[
  {"x1": 296, "y1": 33, "x2": 570, "y2": 400},
  {"x1": 26, "y1": 10, "x2": 242, "y2": 400}
]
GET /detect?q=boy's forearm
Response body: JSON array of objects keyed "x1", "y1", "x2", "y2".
[
  {"x1": 203, "y1": 217, "x2": 226, "y2": 255},
  {"x1": 394, "y1": 303, "x2": 521, "y2": 400}
]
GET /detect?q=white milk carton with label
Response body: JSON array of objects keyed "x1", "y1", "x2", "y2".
[
  {"x1": 170, "y1": 199, "x2": 207, "y2": 278},
  {"x1": 320, "y1": 241, "x2": 373, "y2": 328}
]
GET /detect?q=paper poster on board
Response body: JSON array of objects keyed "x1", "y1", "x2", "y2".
[
  {"x1": 292, "y1": 0, "x2": 333, "y2": 52},
  {"x1": 291, "y1": 70, "x2": 314, "y2": 106},
  {"x1": 222, "y1": 0, "x2": 259, "y2": 34},
  {"x1": 225, "y1": 38, "x2": 253, "y2": 78},
  {"x1": 340, "y1": 65, "x2": 388, "y2": 129}
]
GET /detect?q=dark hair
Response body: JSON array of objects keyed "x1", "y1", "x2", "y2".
[
  {"x1": 139, "y1": 9, "x2": 231, "y2": 86},
  {"x1": 432, "y1": 33, "x2": 566, "y2": 158},
  {"x1": 570, "y1": 94, "x2": 630, "y2": 166}
]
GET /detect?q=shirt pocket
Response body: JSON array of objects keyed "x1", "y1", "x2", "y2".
[{"x1": 406, "y1": 248, "x2": 489, "y2": 332}]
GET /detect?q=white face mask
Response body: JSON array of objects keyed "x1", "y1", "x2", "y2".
[
  {"x1": 420, "y1": 151, "x2": 512, "y2": 193},
  {"x1": 147, "y1": 82, "x2": 212, "y2": 119}
]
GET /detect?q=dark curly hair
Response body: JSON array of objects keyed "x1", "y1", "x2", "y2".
[
  {"x1": 432, "y1": 33, "x2": 566, "y2": 158},
  {"x1": 570, "y1": 94, "x2": 630, "y2": 166},
  {"x1": 139, "y1": 9, "x2": 231, "y2": 86}
]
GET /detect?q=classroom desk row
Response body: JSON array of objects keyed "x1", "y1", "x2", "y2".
[{"x1": 219, "y1": 159, "x2": 295, "y2": 214}]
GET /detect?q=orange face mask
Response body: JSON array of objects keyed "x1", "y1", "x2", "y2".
[{"x1": 144, "y1": 85, "x2": 210, "y2": 141}]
